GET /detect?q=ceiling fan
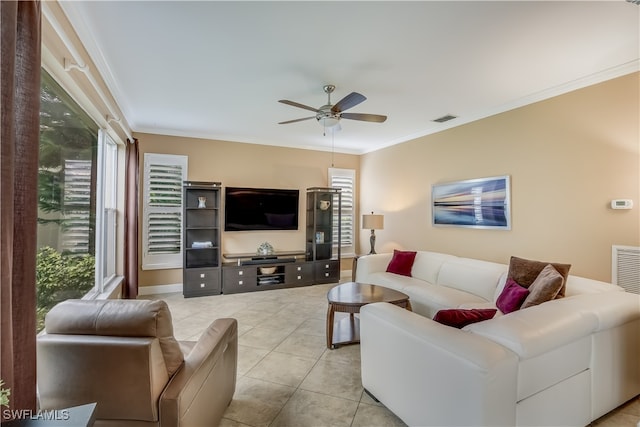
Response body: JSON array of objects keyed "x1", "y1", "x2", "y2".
[{"x1": 278, "y1": 85, "x2": 387, "y2": 130}]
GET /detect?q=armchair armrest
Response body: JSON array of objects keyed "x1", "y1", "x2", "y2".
[
  {"x1": 160, "y1": 318, "x2": 238, "y2": 427},
  {"x1": 360, "y1": 303, "x2": 518, "y2": 427}
]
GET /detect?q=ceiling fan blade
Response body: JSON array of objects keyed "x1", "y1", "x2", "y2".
[
  {"x1": 278, "y1": 99, "x2": 319, "y2": 113},
  {"x1": 340, "y1": 112, "x2": 387, "y2": 123},
  {"x1": 331, "y1": 92, "x2": 366, "y2": 113},
  {"x1": 278, "y1": 116, "x2": 316, "y2": 124}
]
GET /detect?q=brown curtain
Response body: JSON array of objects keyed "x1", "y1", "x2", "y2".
[
  {"x1": 123, "y1": 138, "x2": 139, "y2": 299},
  {"x1": 1, "y1": 0, "x2": 41, "y2": 419}
]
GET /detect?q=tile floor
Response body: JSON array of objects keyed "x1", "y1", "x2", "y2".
[{"x1": 147, "y1": 282, "x2": 640, "y2": 427}]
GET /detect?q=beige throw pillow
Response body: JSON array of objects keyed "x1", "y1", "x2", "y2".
[
  {"x1": 507, "y1": 256, "x2": 571, "y2": 298},
  {"x1": 520, "y1": 264, "x2": 565, "y2": 309}
]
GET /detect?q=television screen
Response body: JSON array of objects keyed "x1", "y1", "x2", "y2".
[{"x1": 224, "y1": 187, "x2": 299, "y2": 231}]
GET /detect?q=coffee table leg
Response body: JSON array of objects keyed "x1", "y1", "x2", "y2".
[{"x1": 326, "y1": 303, "x2": 335, "y2": 349}]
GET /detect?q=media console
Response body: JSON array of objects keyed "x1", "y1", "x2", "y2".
[{"x1": 221, "y1": 250, "x2": 339, "y2": 294}]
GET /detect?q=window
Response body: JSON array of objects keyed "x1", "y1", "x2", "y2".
[
  {"x1": 329, "y1": 168, "x2": 355, "y2": 257},
  {"x1": 142, "y1": 153, "x2": 188, "y2": 270},
  {"x1": 37, "y1": 69, "x2": 100, "y2": 331},
  {"x1": 94, "y1": 130, "x2": 118, "y2": 290}
]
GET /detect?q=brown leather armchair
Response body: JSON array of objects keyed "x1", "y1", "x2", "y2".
[{"x1": 37, "y1": 299, "x2": 237, "y2": 427}]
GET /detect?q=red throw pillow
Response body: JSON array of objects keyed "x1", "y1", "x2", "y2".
[
  {"x1": 496, "y1": 278, "x2": 530, "y2": 314},
  {"x1": 386, "y1": 249, "x2": 417, "y2": 277},
  {"x1": 433, "y1": 308, "x2": 497, "y2": 329}
]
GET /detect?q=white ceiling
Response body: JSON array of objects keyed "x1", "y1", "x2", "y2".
[{"x1": 60, "y1": 1, "x2": 639, "y2": 154}]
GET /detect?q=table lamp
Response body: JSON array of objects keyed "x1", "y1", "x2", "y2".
[{"x1": 362, "y1": 212, "x2": 384, "y2": 254}]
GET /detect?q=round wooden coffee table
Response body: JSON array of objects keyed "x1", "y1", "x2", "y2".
[{"x1": 326, "y1": 281, "x2": 412, "y2": 349}]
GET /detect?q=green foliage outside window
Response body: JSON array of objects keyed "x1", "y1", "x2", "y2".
[{"x1": 36, "y1": 247, "x2": 95, "y2": 331}]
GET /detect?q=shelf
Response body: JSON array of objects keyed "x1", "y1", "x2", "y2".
[
  {"x1": 223, "y1": 250, "x2": 306, "y2": 260},
  {"x1": 185, "y1": 207, "x2": 219, "y2": 210},
  {"x1": 185, "y1": 247, "x2": 219, "y2": 251},
  {"x1": 258, "y1": 274, "x2": 285, "y2": 286},
  {"x1": 186, "y1": 226, "x2": 219, "y2": 230}
]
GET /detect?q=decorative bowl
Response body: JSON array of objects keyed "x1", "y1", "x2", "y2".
[
  {"x1": 259, "y1": 266, "x2": 277, "y2": 275},
  {"x1": 257, "y1": 242, "x2": 274, "y2": 256}
]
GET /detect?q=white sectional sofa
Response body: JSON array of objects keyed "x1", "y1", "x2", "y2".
[{"x1": 355, "y1": 251, "x2": 640, "y2": 427}]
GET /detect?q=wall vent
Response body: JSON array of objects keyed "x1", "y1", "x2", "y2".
[
  {"x1": 432, "y1": 114, "x2": 457, "y2": 123},
  {"x1": 612, "y1": 245, "x2": 640, "y2": 294}
]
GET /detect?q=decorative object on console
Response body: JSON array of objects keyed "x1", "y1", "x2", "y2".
[
  {"x1": 433, "y1": 308, "x2": 497, "y2": 328},
  {"x1": 257, "y1": 242, "x2": 274, "y2": 256},
  {"x1": 496, "y1": 278, "x2": 529, "y2": 313},
  {"x1": 507, "y1": 256, "x2": 571, "y2": 298},
  {"x1": 432, "y1": 175, "x2": 511, "y2": 229},
  {"x1": 362, "y1": 212, "x2": 384, "y2": 254},
  {"x1": 259, "y1": 266, "x2": 277, "y2": 275},
  {"x1": 386, "y1": 249, "x2": 417, "y2": 277},
  {"x1": 191, "y1": 241, "x2": 213, "y2": 249}
]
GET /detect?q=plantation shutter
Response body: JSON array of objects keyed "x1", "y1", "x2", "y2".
[
  {"x1": 329, "y1": 168, "x2": 355, "y2": 256},
  {"x1": 62, "y1": 159, "x2": 93, "y2": 254},
  {"x1": 142, "y1": 153, "x2": 188, "y2": 270}
]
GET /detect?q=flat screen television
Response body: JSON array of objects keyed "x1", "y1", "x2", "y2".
[{"x1": 224, "y1": 187, "x2": 299, "y2": 231}]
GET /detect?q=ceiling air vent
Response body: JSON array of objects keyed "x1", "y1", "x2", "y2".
[
  {"x1": 627, "y1": 0, "x2": 640, "y2": 5},
  {"x1": 432, "y1": 114, "x2": 457, "y2": 123}
]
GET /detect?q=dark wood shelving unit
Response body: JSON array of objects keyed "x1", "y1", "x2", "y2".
[
  {"x1": 306, "y1": 187, "x2": 341, "y2": 284},
  {"x1": 182, "y1": 181, "x2": 222, "y2": 297}
]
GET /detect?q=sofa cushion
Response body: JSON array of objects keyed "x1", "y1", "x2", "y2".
[
  {"x1": 405, "y1": 281, "x2": 488, "y2": 318},
  {"x1": 433, "y1": 308, "x2": 497, "y2": 328},
  {"x1": 521, "y1": 264, "x2": 565, "y2": 309},
  {"x1": 410, "y1": 251, "x2": 459, "y2": 284},
  {"x1": 464, "y1": 296, "x2": 599, "y2": 358},
  {"x1": 508, "y1": 256, "x2": 571, "y2": 298},
  {"x1": 564, "y1": 275, "x2": 623, "y2": 297},
  {"x1": 437, "y1": 258, "x2": 507, "y2": 302},
  {"x1": 496, "y1": 278, "x2": 530, "y2": 313},
  {"x1": 365, "y1": 272, "x2": 423, "y2": 293},
  {"x1": 386, "y1": 249, "x2": 417, "y2": 277}
]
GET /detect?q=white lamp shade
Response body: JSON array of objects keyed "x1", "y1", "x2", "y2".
[{"x1": 362, "y1": 214, "x2": 384, "y2": 230}]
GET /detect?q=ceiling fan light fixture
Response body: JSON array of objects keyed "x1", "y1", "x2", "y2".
[{"x1": 318, "y1": 115, "x2": 340, "y2": 128}]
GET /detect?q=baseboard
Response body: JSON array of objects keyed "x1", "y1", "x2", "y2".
[{"x1": 138, "y1": 283, "x2": 182, "y2": 296}]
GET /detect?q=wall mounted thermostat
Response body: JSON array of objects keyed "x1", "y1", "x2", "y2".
[{"x1": 610, "y1": 199, "x2": 633, "y2": 209}]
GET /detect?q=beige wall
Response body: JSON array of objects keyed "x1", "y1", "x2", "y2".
[
  {"x1": 360, "y1": 73, "x2": 639, "y2": 282},
  {"x1": 136, "y1": 135, "x2": 359, "y2": 288}
]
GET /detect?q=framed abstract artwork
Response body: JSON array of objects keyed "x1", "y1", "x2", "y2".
[{"x1": 432, "y1": 175, "x2": 511, "y2": 229}]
